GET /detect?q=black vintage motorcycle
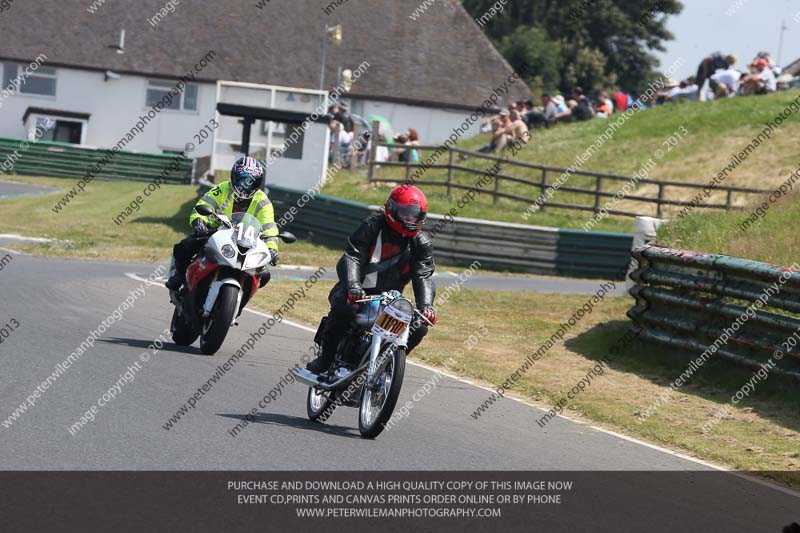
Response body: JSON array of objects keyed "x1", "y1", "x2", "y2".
[{"x1": 293, "y1": 290, "x2": 432, "y2": 439}]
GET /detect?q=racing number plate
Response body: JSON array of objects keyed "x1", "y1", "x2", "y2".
[{"x1": 371, "y1": 305, "x2": 412, "y2": 339}]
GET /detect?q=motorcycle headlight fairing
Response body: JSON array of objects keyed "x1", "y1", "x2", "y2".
[{"x1": 243, "y1": 252, "x2": 269, "y2": 270}]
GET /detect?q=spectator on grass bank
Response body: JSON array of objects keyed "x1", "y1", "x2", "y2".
[
  {"x1": 613, "y1": 90, "x2": 630, "y2": 111},
  {"x1": 572, "y1": 96, "x2": 594, "y2": 120},
  {"x1": 630, "y1": 90, "x2": 647, "y2": 110},
  {"x1": 478, "y1": 109, "x2": 512, "y2": 152},
  {"x1": 756, "y1": 50, "x2": 782, "y2": 77},
  {"x1": 542, "y1": 94, "x2": 558, "y2": 126},
  {"x1": 593, "y1": 97, "x2": 611, "y2": 117},
  {"x1": 709, "y1": 66, "x2": 742, "y2": 98},
  {"x1": 522, "y1": 99, "x2": 545, "y2": 129},
  {"x1": 742, "y1": 58, "x2": 777, "y2": 95},
  {"x1": 599, "y1": 91, "x2": 614, "y2": 114},
  {"x1": 509, "y1": 110, "x2": 529, "y2": 144}
]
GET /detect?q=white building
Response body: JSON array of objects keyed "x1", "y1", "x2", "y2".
[{"x1": 0, "y1": 0, "x2": 529, "y2": 158}]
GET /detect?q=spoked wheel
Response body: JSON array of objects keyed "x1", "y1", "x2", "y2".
[
  {"x1": 200, "y1": 285, "x2": 238, "y2": 355},
  {"x1": 358, "y1": 346, "x2": 406, "y2": 439},
  {"x1": 170, "y1": 307, "x2": 198, "y2": 346},
  {"x1": 307, "y1": 387, "x2": 336, "y2": 422}
]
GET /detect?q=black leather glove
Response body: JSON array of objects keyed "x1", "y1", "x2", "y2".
[
  {"x1": 269, "y1": 249, "x2": 279, "y2": 266},
  {"x1": 192, "y1": 218, "x2": 211, "y2": 237},
  {"x1": 347, "y1": 287, "x2": 366, "y2": 306}
]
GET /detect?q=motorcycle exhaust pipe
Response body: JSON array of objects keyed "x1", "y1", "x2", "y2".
[{"x1": 293, "y1": 364, "x2": 367, "y2": 392}]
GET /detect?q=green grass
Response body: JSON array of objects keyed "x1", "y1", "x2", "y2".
[
  {"x1": 0, "y1": 175, "x2": 342, "y2": 266},
  {"x1": 328, "y1": 91, "x2": 800, "y2": 232},
  {"x1": 658, "y1": 190, "x2": 800, "y2": 267}
]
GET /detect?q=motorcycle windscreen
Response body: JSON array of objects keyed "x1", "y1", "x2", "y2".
[{"x1": 230, "y1": 213, "x2": 263, "y2": 249}]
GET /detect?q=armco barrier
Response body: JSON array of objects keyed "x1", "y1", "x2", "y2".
[
  {"x1": 268, "y1": 184, "x2": 632, "y2": 279},
  {"x1": 628, "y1": 245, "x2": 800, "y2": 380},
  {"x1": 0, "y1": 137, "x2": 192, "y2": 183}
]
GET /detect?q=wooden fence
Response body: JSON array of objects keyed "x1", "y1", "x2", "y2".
[{"x1": 365, "y1": 134, "x2": 769, "y2": 219}]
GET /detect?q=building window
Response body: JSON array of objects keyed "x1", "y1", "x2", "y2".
[
  {"x1": 2, "y1": 63, "x2": 57, "y2": 96},
  {"x1": 145, "y1": 80, "x2": 198, "y2": 111}
]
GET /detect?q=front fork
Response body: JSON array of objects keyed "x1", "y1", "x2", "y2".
[
  {"x1": 366, "y1": 327, "x2": 409, "y2": 389},
  {"x1": 202, "y1": 271, "x2": 243, "y2": 325}
]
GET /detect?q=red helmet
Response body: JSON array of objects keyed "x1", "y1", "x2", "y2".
[{"x1": 384, "y1": 185, "x2": 427, "y2": 237}]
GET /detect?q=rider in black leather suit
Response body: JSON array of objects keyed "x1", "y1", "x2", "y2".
[{"x1": 307, "y1": 185, "x2": 437, "y2": 374}]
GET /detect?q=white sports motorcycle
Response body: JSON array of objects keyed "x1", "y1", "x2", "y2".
[{"x1": 168, "y1": 204, "x2": 295, "y2": 355}]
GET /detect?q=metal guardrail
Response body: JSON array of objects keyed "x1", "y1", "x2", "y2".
[
  {"x1": 0, "y1": 136, "x2": 192, "y2": 184},
  {"x1": 366, "y1": 136, "x2": 769, "y2": 219},
  {"x1": 268, "y1": 184, "x2": 633, "y2": 279},
  {"x1": 628, "y1": 245, "x2": 800, "y2": 380}
]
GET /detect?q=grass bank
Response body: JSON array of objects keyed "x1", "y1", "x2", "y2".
[{"x1": 326, "y1": 91, "x2": 800, "y2": 232}]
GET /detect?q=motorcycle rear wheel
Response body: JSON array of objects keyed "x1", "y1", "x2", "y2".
[
  {"x1": 199, "y1": 285, "x2": 238, "y2": 355},
  {"x1": 170, "y1": 307, "x2": 198, "y2": 346},
  {"x1": 358, "y1": 346, "x2": 406, "y2": 439}
]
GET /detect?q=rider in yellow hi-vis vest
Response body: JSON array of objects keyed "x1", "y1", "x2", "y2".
[{"x1": 166, "y1": 156, "x2": 279, "y2": 290}]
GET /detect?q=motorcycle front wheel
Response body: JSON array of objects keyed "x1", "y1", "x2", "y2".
[
  {"x1": 199, "y1": 284, "x2": 238, "y2": 355},
  {"x1": 358, "y1": 346, "x2": 406, "y2": 439},
  {"x1": 170, "y1": 307, "x2": 199, "y2": 346},
  {"x1": 307, "y1": 388, "x2": 336, "y2": 422}
]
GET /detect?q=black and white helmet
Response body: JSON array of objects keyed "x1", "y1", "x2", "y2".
[{"x1": 230, "y1": 156, "x2": 266, "y2": 200}]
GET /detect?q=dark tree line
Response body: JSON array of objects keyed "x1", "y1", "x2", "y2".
[{"x1": 463, "y1": 0, "x2": 683, "y2": 95}]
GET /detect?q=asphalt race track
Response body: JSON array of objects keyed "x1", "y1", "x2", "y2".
[
  {"x1": 1, "y1": 251, "x2": 799, "y2": 529},
  {"x1": 0, "y1": 251, "x2": 666, "y2": 469}
]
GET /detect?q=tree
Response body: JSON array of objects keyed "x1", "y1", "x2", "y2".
[
  {"x1": 463, "y1": 0, "x2": 683, "y2": 94},
  {"x1": 499, "y1": 26, "x2": 562, "y2": 93}
]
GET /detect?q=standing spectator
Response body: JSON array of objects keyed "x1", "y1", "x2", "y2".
[
  {"x1": 329, "y1": 103, "x2": 354, "y2": 132},
  {"x1": 406, "y1": 128, "x2": 420, "y2": 163},
  {"x1": 695, "y1": 52, "x2": 736, "y2": 99},
  {"x1": 374, "y1": 133, "x2": 389, "y2": 163},
  {"x1": 391, "y1": 131, "x2": 419, "y2": 162}
]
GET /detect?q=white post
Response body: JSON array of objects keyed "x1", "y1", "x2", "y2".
[{"x1": 627, "y1": 216, "x2": 666, "y2": 292}]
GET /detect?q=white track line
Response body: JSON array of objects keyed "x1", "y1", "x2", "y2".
[
  {"x1": 0, "y1": 246, "x2": 31, "y2": 256},
  {"x1": 123, "y1": 272, "x2": 800, "y2": 497}
]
